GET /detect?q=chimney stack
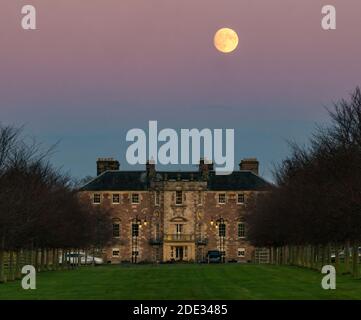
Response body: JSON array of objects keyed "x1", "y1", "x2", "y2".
[
  {"x1": 96, "y1": 158, "x2": 120, "y2": 176},
  {"x1": 239, "y1": 158, "x2": 259, "y2": 175},
  {"x1": 199, "y1": 158, "x2": 213, "y2": 179},
  {"x1": 146, "y1": 160, "x2": 156, "y2": 178}
]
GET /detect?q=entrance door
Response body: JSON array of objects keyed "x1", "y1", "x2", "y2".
[{"x1": 175, "y1": 246, "x2": 184, "y2": 261}]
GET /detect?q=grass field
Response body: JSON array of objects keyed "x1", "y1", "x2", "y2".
[{"x1": 0, "y1": 264, "x2": 360, "y2": 300}]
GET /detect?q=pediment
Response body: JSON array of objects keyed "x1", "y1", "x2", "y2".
[{"x1": 169, "y1": 216, "x2": 188, "y2": 222}]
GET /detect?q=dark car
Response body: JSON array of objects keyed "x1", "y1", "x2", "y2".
[{"x1": 207, "y1": 250, "x2": 222, "y2": 263}]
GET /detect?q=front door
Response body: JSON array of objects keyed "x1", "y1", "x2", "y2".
[{"x1": 175, "y1": 246, "x2": 184, "y2": 261}]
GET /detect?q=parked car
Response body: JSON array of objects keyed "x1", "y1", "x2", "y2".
[
  {"x1": 59, "y1": 252, "x2": 104, "y2": 265},
  {"x1": 207, "y1": 250, "x2": 222, "y2": 263}
]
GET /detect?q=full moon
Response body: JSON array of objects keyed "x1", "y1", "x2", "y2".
[{"x1": 214, "y1": 28, "x2": 239, "y2": 53}]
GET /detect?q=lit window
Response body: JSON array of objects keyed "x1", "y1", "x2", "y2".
[
  {"x1": 113, "y1": 222, "x2": 120, "y2": 238},
  {"x1": 237, "y1": 193, "x2": 245, "y2": 204},
  {"x1": 176, "y1": 191, "x2": 183, "y2": 205},
  {"x1": 132, "y1": 193, "x2": 139, "y2": 204},
  {"x1": 238, "y1": 223, "x2": 246, "y2": 238},
  {"x1": 93, "y1": 193, "x2": 101, "y2": 204},
  {"x1": 112, "y1": 249, "x2": 120, "y2": 257},
  {"x1": 219, "y1": 223, "x2": 226, "y2": 237},
  {"x1": 238, "y1": 248, "x2": 246, "y2": 257},
  {"x1": 112, "y1": 194, "x2": 120, "y2": 204},
  {"x1": 218, "y1": 193, "x2": 226, "y2": 204}
]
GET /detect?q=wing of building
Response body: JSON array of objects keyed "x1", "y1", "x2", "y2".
[{"x1": 78, "y1": 158, "x2": 271, "y2": 264}]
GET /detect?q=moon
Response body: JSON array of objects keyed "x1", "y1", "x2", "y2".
[{"x1": 214, "y1": 28, "x2": 239, "y2": 53}]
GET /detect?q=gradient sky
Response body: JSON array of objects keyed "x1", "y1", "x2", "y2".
[{"x1": 1, "y1": 0, "x2": 360, "y2": 181}]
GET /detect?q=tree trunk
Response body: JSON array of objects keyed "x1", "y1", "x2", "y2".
[
  {"x1": 84, "y1": 249, "x2": 88, "y2": 267},
  {"x1": 352, "y1": 243, "x2": 359, "y2": 279},
  {"x1": 344, "y1": 241, "x2": 350, "y2": 274},
  {"x1": 52, "y1": 248, "x2": 56, "y2": 271},
  {"x1": 0, "y1": 234, "x2": 6, "y2": 283},
  {"x1": 15, "y1": 250, "x2": 21, "y2": 279},
  {"x1": 35, "y1": 248, "x2": 39, "y2": 272},
  {"x1": 334, "y1": 245, "x2": 340, "y2": 272},
  {"x1": 8, "y1": 251, "x2": 13, "y2": 281},
  {"x1": 40, "y1": 248, "x2": 45, "y2": 272}
]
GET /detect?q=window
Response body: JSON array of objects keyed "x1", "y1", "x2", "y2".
[
  {"x1": 175, "y1": 191, "x2": 183, "y2": 205},
  {"x1": 112, "y1": 194, "x2": 120, "y2": 204},
  {"x1": 219, "y1": 223, "x2": 226, "y2": 237},
  {"x1": 238, "y1": 223, "x2": 245, "y2": 238},
  {"x1": 155, "y1": 191, "x2": 160, "y2": 206},
  {"x1": 218, "y1": 193, "x2": 226, "y2": 204},
  {"x1": 238, "y1": 248, "x2": 246, "y2": 257},
  {"x1": 112, "y1": 249, "x2": 120, "y2": 257},
  {"x1": 155, "y1": 223, "x2": 160, "y2": 239},
  {"x1": 175, "y1": 224, "x2": 183, "y2": 234},
  {"x1": 131, "y1": 193, "x2": 139, "y2": 204},
  {"x1": 112, "y1": 222, "x2": 120, "y2": 238},
  {"x1": 132, "y1": 223, "x2": 139, "y2": 237},
  {"x1": 237, "y1": 193, "x2": 245, "y2": 204},
  {"x1": 93, "y1": 193, "x2": 101, "y2": 204}
]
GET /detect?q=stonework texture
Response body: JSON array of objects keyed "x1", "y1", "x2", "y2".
[{"x1": 79, "y1": 159, "x2": 270, "y2": 264}]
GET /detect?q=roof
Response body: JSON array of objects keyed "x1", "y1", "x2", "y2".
[
  {"x1": 79, "y1": 170, "x2": 271, "y2": 191},
  {"x1": 207, "y1": 171, "x2": 270, "y2": 191}
]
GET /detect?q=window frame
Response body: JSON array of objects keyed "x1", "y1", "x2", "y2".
[
  {"x1": 132, "y1": 223, "x2": 139, "y2": 237},
  {"x1": 218, "y1": 223, "x2": 226, "y2": 237},
  {"x1": 131, "y1": 193, "x2": 140, "y2": 204},
  {"x1": 238, "y1": 222, "x2": 246, "y2": 239},
  {"x1": 112, "y1": 221, "x2": 120, "y2": 238},
  {"x1": 237, "y1": 193, "x2": 245, "y2": 204},
  {"x1": 155, "y1": 191, "x2": 160, "y2": 206},
  {"x1": 237, "y1": 248, "x2": 246, "y2": 257},
  {"x1": 218, "y1": 193, "x2": 226, "y2": 204},
  {"x1": 93, "y1": 193, "x2": 101, "y2": 204},
  {"x1": 112, "y1": 248, "x2": 120, "y2": 257},
  {"x1": 112, "y1": 193, "x2": 120, "y2": 204},
  {"x1": 175, "y1": 191, "x2": 183, "y2": 205}
]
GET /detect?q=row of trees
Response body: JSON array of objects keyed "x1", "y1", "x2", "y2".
[
  {"x1": 0, "y1": 125, "x2": 112, "y2": 283},
  {"x1": 246, "y1": 87, "x2": 361, "y2": 278}
]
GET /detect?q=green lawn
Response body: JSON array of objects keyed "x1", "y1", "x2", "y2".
[{"x1": 0, "y1": 264, "x2": 360, "y2": 300}]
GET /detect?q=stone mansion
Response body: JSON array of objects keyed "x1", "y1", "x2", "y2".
[{"x1": 79, "y1": 158, "x2": 271, "y2": 263}]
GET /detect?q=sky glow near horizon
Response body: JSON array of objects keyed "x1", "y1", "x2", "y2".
[{"x1": 0, "y1": 0, "x2": 360, "y2": 181}]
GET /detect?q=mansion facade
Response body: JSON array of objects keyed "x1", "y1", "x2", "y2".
[{"x1": 79, "y1": 158, "x2": 271, "y2": 263}]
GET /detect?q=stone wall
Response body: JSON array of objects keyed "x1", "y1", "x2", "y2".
[{"x1": 79, "y1": 187, "x2": 257, "y2": 263}]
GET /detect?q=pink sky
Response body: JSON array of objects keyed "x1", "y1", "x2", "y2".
[{"x1": 0, "y1": 0, "x2": 360, "y2": 178}]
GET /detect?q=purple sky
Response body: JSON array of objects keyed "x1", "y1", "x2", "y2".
[{"x1": 1, "y1": 0, "x2": 361, "y2": 181}]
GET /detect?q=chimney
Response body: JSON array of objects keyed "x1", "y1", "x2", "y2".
[
  {"x1": 96, "y1": 158, "x2": 120, "y2": 176},
  {"x1": 239, "y1": 158, "x2": 259, "y2": 175},
  {"x1": 199, "y1": 158, "x2": 213, "y2": 179},
  {"x1": 146, "y1": 160, "x2": 156, "y2": 178}
]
